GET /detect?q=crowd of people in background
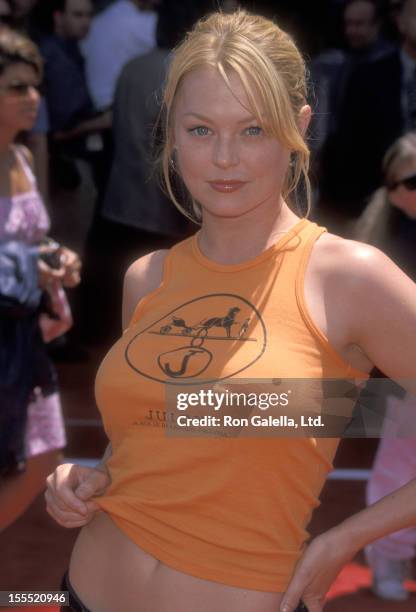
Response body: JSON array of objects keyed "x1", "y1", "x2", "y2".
[{"x1": 1, "y1": 0, "x2": 416, "y2": 605}]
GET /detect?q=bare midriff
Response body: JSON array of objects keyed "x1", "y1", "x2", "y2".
[{"x1": 69, "y1": 512, "x2": 284, "y2": 612}]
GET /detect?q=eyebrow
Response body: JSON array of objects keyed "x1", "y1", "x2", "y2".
[{"x1": 182, "y1": 112, "x2": 258, "y2": 124}]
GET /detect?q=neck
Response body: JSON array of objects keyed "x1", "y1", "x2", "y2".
[
  {"x1": 0, "y1": 130, "x2": 15, "y2": 158},
  {"x1": 197, "y1": 197, "x2": 301, "y2": 265}
]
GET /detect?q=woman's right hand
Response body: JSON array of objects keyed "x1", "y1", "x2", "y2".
[
  {"x1": 37, "y1": 246, "x2": 65, "y2": 290},
  {"x1": 45, "y1": 463, "x2": 111, "y2": 528}
]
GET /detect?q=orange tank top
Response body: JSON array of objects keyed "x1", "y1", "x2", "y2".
[{"x1": 93, "y1": 217, "x2": 369, "y2": 592}]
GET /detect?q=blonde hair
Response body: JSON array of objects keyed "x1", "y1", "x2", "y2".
[
  {"x1": 383, "y1": 132, "x2": 416, "y2": 188},
  {"x1": 156, "y1": 9, "x2": 311, "y2": 223},
  {"x1": 353, "y1": 132, "x2": 416, "y2": 244}
]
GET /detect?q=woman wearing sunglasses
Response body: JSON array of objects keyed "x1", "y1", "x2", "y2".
[
  {"x1": 0, "y1": 26, "x2": 80, "y2": 530},
  {"x1": 356, "y1": 132, "x2": 416, "y2": 249}
]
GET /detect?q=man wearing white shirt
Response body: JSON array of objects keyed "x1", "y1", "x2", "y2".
[{"x1": 81, "y1": 0, "x2": 157, "y2": 111}]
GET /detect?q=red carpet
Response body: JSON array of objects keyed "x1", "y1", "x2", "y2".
[{"x1": 326, "y1": 562, "x2": 416, "y2": 600}]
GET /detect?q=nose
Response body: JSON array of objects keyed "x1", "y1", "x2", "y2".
[
  {"x1": 212, "y1": 135, "x2": 239, "y2": 169},
  {"x1": 28, "y1": 86, "x2": 40, "y2": 103}
]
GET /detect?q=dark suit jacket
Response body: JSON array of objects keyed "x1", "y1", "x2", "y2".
[
  {"x1": 320, "y1": 50, "x2": 403, "y2": 213},
  {"x1": 101, "y1": 48, "x2": 189, "y2": 237}
]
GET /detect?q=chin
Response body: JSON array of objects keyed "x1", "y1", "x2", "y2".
[
  {"x1": 201, "y1": 193, "x2": 275, "y2": 219},
  {"x1": 20, "y1": 118, "x2": 37, "y2": 131},
  {"x1": 201, "y1": 202, "x2": 265, "y2": 219}
]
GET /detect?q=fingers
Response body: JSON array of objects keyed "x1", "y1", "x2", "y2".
[
  {"x1": 50, "y1": 267, "x2": 66, "y2": 280},
  {"x1": 45, "y1": 466, "x2": 88, "y2": 515},
  {"x1": 60, "y1": 248, "x2": 82, "y2": 287},
  {"x1": 38, "y1": 259, "x2": 66, "y2": 281},
  {"x1": 75, "y1": 471, "x2": 110, "y2": 501},
  {"x1": 280, "y1": 596, "x2": 323, "y2": 612},
  {"x1": 62, "y1": 269, "x2": 81, "y2": 288},
  {"x1": 280, "y1": 592, "x2": 301, "y2": 611},
  {"x1": 60, "y1": 247, "x2": 81, "y2": 270},
  {"x1": 45, "y1": 488, "x2": 93, "y2": 528},
  {"x1": 44, "y1": 464, "x2": 110, "y2": 528},
  {"x1": 280, "y1": 565, "x2": 307, "y2": 612}
]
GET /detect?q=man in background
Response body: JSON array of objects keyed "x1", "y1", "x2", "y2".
[
  {"x1": 316, "y1": 0, "x2": 416, "y2": 231},
  {"x1": 81, "y1": 0, "x2": 157, "y2": 111},
  {"x1": 37, "y1": 0, "x2": 111, "y2": 192},
  {"x1": 311, "y1": 0, "x2": 394, "y2": 197}
]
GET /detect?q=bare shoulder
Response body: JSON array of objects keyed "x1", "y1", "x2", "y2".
[
  {"x1": 309, "y1": 231, "x2": 416, "y2": 346},
  {"x1": 309, "y1": 231, "x2": 393, "y2": 285},
  {"x1": 15, "y1": 144, "x2": 34, "y2": 167},
  {"x1": 312, "y1": 233, "x2": 416, "y2": 388},
  {"x1": 122, "y1": 249, "x2": 169, "y2": 330}
]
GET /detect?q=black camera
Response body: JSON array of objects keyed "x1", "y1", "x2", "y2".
[{"x1": 39, "y1": 238, "x2": 62, "y2": 270}]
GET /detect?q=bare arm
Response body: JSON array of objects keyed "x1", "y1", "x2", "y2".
[
  {"x1": 333, "y1": 477, "x2": 416, "y2": 550},
  {"x1": 280, "y1": 478, "x2": 416, "y2": 612},
  {"x1": 94, "y1": 249, "x2": 168, "y2": 471},
  {"x1": 45, "y1": 249, "x2": 169, "y2": 528},
  {"x1": 319, "y1": 238, "x2": 416, "y2": 394},
  {"x1": 347, "y1": 245, "x2": 416, "y2": 394},
  {"x1": 281, "y1": 241, "x2": 416, "y2": 611},
  {"x1": 122, "y1": 249, "x2": 168, "y2": 331}
]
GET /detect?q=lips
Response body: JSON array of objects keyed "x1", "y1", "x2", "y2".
[{"x1": 208, "y1": 180, "x2": 247, "y2": 193}]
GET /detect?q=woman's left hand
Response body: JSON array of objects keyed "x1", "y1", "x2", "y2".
[
  {"x1": 279, "y1": 529, "x2": 357, "y2": 612},
  {"x1": 59, "y1": 247, "x2": 81, "y2": 288}
]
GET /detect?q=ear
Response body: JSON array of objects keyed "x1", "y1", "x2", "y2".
[{"x1": 298, "y1": 104, "x2": 312, "y2": 137}]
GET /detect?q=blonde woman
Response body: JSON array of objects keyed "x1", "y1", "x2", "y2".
[{"x1": 45, "y1": 10, "x2": 416, "y2": 612}]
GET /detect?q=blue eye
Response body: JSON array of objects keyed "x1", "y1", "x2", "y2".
[
  {"x1": 245, "y1": 126, "x2": 262, "y2": 136},
  {"x1": 188, "y1": 126, "x2": 211, "y2": 136}
]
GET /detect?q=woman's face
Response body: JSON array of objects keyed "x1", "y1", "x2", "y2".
[
  {"x1": 0, "y1": 62, "x2": 40, "y2": 134},
  {"x1": 172, "y1": 67, "x2": 292, "y2": 221},
  {"x1": 388, "y1": 157, "x2": 416, "y2": 219}
]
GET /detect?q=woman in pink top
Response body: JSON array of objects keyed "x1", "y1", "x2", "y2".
[{"x1": 0, "y1": 26, "x2": 80, "y2": 531}]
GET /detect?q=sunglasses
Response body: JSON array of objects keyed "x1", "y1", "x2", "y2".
[
  {"x1": 386, "y1": 173, "x2": 416, "y2": 191},
  {"x1": 0, "y1": 81, "x2": 41, "y2": 96}
]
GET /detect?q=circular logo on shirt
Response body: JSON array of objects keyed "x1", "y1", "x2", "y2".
[{"x1": 124, "y1": 293, "x2": 266, "y2": 385}]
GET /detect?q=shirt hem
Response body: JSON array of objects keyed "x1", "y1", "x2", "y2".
[{"x1": 104, "y1": 510, "x2": 291, "y2": 593}]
